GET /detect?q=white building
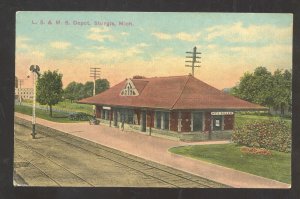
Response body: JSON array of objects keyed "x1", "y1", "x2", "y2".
[{"x1": 15, "y1": 88, "x2": 34, "y2": 101}]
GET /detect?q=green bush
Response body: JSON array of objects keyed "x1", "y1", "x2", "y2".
[
  {"x1": 232, "y1": 120, "x2": 291, "y2": 152},
  {"x1": 68, "y1": 112, "x2": 93, "y2": 121}
]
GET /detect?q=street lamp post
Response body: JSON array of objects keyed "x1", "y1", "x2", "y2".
[{"x1": 29, "y1": 65, "x2": 40, "y2": 139}]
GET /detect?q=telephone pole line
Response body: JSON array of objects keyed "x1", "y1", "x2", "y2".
[
  {"x1": 185, "y1": 46, "x2": 201, "y2": 76},
  {"x1": 90, "y1": 67, "x2": 101, "y2": 115}
]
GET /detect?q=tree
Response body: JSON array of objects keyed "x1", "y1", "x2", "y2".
[
  {"x1": 63, "y1": 79, "x2": 110, "y2": 102},
  {"x1": 36, "y1": 70, "x2": 63, "y2": 117},
  {"x1": 82, "y1": 79, "x2": 110, "y2": 98},
  {"x1": 231, "y1": 67, "x2": 292, "y2": 115},
  {"x1": 271, "y1": 69, "x2": 292, "y2": 114},
  {"x1": 64, "y1": 81, "x2": 77, "y2": 102},
  {"x1": 232, "y1": 67, "x2": 273, "y2": 107},
  {"x1": 83, "y1": 81, "x2": 94, "y2": 98},
  {"x1": 95, "y1": 79, "x2": 110, "y2": 94}
]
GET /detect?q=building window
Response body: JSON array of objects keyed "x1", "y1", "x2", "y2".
[
  {"x1": 155, "y1": 111, "x2": 169, "y2": 130},
  {"x1": 126, "y1": 110, "x2": 134, "y2": 124},
  {"x1": 163, "y1": 112, "x2": 169, "y2": 130},
  {"x1": 156, "y1": 111, "x2": 161, "y2": 129},
  {"x1": 101, "y1": 109, "x2": 105, "y2": 119},
  {"x1": 104, "y1": 110, "x2": 109, "y2": 120},
  {"x1": 120, "y1": 79, "x2": 139, "y2": 96}
]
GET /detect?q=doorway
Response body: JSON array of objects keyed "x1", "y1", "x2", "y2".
[
  {"x1": 193, "y1": 112, "x2": 203, "y2": 131},
  {"x1": 212, "y1": 115, "x2": 222, "y2": 131}
]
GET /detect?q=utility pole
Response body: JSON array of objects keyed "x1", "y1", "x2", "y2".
[
  {"x1": 90, "y1": 67, "x2": 101, "y2": 115},
  {"x1": 29, "y1": 65, "x2": 40, "y2": 139},
  {"x1": 18, "y1": 79, "x2": 24, "y2": 104},
  {"x1": 185, "y1": 46, "x2": 201, "y2": 76}
]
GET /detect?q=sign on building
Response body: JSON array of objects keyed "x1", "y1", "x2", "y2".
[{"x1": 211, "y1": 112, "x2": 234, "y2": 115}]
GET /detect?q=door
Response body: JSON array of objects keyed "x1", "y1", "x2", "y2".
[
  {"x1": 193, "y1": 112, "x2": 203, "y2": 131},
  {"x1": 213, "y1": 115, "x2": 222, "y2": 131}
]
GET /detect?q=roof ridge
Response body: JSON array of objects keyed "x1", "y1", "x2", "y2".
[
  {"x1": 144, "y1": 75, "x2": 190, "y2": 79},
  {"x1": 170, "y1": 75, "x2": 191, "y2": 110}
]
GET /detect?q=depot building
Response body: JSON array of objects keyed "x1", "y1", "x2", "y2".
[{"x1": 79, "y1": 75, "x2": 266, "y2": 137}]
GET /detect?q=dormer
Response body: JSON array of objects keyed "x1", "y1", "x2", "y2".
[{"x1": 120, "y1": 79, "x2": 139, "y2": 96}]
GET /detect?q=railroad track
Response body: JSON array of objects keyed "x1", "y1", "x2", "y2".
[
  {"x1": 14, "y1": 125, "x2": 229, "y2": 188},
  {"x1": 15, "y1": 138, "x2": 95, "y2": 187}
]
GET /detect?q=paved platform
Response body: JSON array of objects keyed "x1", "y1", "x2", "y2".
[{"x1": 15, "y1": 112, "x2": 291, "y2": 188}]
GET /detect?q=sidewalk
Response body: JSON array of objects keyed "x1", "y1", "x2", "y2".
[{"x1": 14, "y1": 112, "x2": 290, "y2": 188}]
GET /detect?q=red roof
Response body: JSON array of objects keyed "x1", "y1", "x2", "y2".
[{"x1": 78, "y1": 75, "x2": 266, "y2": 110}]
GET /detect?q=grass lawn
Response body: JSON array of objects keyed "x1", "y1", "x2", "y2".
[
  {"x1": 15, "y1": 104, "x2": 82, "y2": 123},
  {"x1": 20, "y1": 100, "x2": 93, "y2": 115},
  {"x1": 169, "y1": 144, "x2": 291, "y2": 184},
  {"x1": 235, "y1": 113, "x2": 291, "y2": 128},
  {"x1": 49, "y1": 100, "x2": 93, "y2": 115}
]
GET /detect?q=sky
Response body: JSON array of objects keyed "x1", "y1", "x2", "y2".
[{"x1": 16, "y1": 12, "x2": 293, "y2": 89}]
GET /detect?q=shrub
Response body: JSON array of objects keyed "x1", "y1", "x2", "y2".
[
  {"x1": 68, "y1": 112, "x2": 93, "y2": 121},
  {"x1": 232, "y1": 120, "x2": 291, "y2": 153}
]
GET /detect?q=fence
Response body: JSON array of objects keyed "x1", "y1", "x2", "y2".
[{"x1": 15, "y1": 102, "x2": 76, "y2": 115}]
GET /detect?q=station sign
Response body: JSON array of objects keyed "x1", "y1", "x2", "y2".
[
  {"x1": 103, "y1": 106, "x2": 111, "y2": 110},
  {"x1": 211, "y1": 112, "x2": 234, "y2": 115}
]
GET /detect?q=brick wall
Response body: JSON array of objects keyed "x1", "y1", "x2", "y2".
[
  {"x1": 170, "y1": 111, "x2": 178, "y2": 131},
  {"x1": 224, "y1": 115, "x2": 234, "y2": 130},
  {"x1": 204, "y1": 112, "x2": 211, "y2": 131},
  {"x1": 95, "y1": 106, "x2": 102, "y2": 118},
  {"x1": 181, "y1": 111, "x2": 191, "y2": 132}
]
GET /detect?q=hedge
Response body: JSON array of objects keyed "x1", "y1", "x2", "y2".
[
  {"x1": 232, "y1": 120, "x2": 291, "y2": 153},
  {"x1": 68, "y1": 112, "x2": 93, "y2": 121}
]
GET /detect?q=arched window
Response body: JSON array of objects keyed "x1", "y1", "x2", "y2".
[{"x1": 120, "y1": 79, "x2": 139, "y2": 96}]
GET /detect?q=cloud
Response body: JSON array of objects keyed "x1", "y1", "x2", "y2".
[
  {"x1": 76, "y1": 42, "x2": 150, "y2": 63},
  {"x1": 16, "y1": 36, "x2": 31, "y2": 49},
  {"x1": 205, "y1": 22, "x2": 292, "y2": 43},
  {"x1": 77, "y1": 52, "x2": 97, "y2": 59},
  {"x1": 175, "y1": 32, "x2": 200, "y2": 42},
  {"x1": 87, "y1": 27, "x2": 115, "y2": 42},
  {"x1": 120, "y1": 32, "x2": 129, "y2": 36},
  {"x1": 87, "y1": 33, "x2": 115, "y2": 42},
  {"x1": 152, "y1": 32, "x2": 172, "y2": 40},
  {"x1": 50, "y1": 41, "x2": 71, "y2": 49},
  {"x1": 91, "y1": 46, "x2": 107, "y2": 50},
  {"x1": 228, "y1": 44, "x2": 292, "y2": 67},
  {"x1": 152, "y1": 31, "x2": 201, "y2": 42},
  {"x1": 31, "y1": 50, "x2": 45, "y2": 58},
  {"x1": 89, "y1": 27, "x2": 110, "y2": 33},
  {"x1": 136, "y1": 43, "x2": 150, "y2": 47}
]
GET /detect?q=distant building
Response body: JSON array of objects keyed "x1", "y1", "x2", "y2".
[
  {"x1": 79, "y1": 75, "x2": 266, "y2": 140},
  {"x1": 15, "y1": 88, "x2": 34, "y2": 101}
]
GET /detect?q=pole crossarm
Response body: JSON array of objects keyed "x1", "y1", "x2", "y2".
[{"x1": 185, "y1": 46, "x2": 201, "y2": 76}]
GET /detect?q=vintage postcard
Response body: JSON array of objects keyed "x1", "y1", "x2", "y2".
[{"x1": 14, "y1": 11, "x2": 292, "y2": 188}]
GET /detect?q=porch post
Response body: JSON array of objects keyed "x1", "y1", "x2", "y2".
[
  {"x1": 113, "y1": 109, "x2": 118, "y2": 127},
  {"x1": 140, "y1": 110, "x2": 146, "y2": 132},
  {"x1": 109, "y1": 110, "x2": 112, "y2": 127},
  {"x1": 178, "y1": 111, "x2": 182, "y2": 132},
  {"x1": 161, "y1": 112, "x2": 165, "y2": 130}
]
